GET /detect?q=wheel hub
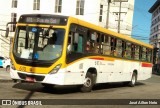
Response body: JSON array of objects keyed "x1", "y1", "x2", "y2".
[{"x1": 84, "y1": 77, "x2": 91, "y2": 87}]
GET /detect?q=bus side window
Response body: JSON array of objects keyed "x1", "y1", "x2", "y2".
[
  {"x1": 110, "y1": 37, "x2": 117, "y2": 56},
  {"x1": 86, "y1": 31, "x2": 99, "y2": 54},
  {"x1": 73, "y1": 33, "x2": 79, "y2": 52},
  {"x1": 71, "y1": 33, "x2": 83, "y2": 53},
  {"x1": 116, "y1": 39, "x2": 122, "y2": 57},
  {"x1": 86, "y1": 30, "x2": 92, "y2": 53},
  {"x1": 147, "y1": 49, "x2": 152, "y2": 62},
  {"x1": 122, "y1": 41, "x2": 126, "y2": 57},
  {"x1": 67, "y1": 32, "x2": 79, "y2": 53},
  {"x1": 77, "y1": 34, "x2": 83, "y2": 53},
  {"x1": 95, "y1": 33, "x2": 100, "y2": 54},
  {"x1": 142, "y1": 47, "x2": 147, "y2": 61},
  {"x1": 91, "y1": 32, "x2": 97, "y2": 53},
  {"x1": 135, "y1": 45, "x2": 140, "y2": 60},
  {"x1": 126, "y1": 42, "x2": 131, "y2": 59},
  {"x1": 102, "y1": 34, "x2": 110, "y2": 55},
  {"x1": 139, "y1": 46, "x2": 142, "y2": 60},
  {"x1": 67, "y1": 32, "x2": 73, "y2": 53},
  {"x1": 146, "y1": 48, "x2": 149, "y2": 62},
  {"x1": 131, "y1": 44, "x2": 135, "y2": 59}
]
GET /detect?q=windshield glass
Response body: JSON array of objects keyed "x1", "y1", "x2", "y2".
[{"x1": 13, "y1": 26, "x2": 65, "y2": 61}]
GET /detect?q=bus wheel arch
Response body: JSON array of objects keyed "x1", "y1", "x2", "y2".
[
  {"x1": 133, "y1": 70, "x2": 138, "y2": 78},
  {"x1": 80, "y1": 68, "x2": 97, "y2": 92},
  {"x1": 87, "y1": 68, "x2": 97, "y2": 83}
]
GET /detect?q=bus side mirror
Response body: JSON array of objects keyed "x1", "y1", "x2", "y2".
[
  {"x1": 5, "y1": 22, "x2": 17, "y2": 38},
  {"x1": 5, "y1": 27, "x2": 9, "y2": 38}
]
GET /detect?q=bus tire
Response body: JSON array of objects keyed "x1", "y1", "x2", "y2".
[
  {"x1": 6, "y1": 65, "x2": 10, "y2": 72},
  {"x1": 129, "y1": 72, "x2": 137, "y2": 87},
  {"x1": 80, "y1": 72, "x2": 94, "y2": 92}
]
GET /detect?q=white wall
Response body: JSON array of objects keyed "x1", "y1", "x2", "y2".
[
  {"x1": 0, "y1": 0, "x2": 11, "y2": 57},
  {"x1": 0, "y1": 0, "x2": 134, "y2": 34},
  {"x1": 108, "y1": 0, "x2": 134, "y2": 36},
  {"x1": 0, "y1": 0, "x2": 11, "y2": 30},
  {"x1": 0, "y1": 0, "x2": 134, "y2": 57}
]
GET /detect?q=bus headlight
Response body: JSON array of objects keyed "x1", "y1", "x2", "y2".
[{"x1": 49, "y1": 64, "x2": 62, "y2": 74}]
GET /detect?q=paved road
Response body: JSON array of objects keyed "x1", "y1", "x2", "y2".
[
  {"x1": 0, "y1": 68, "x2": 11, "y2": 81},
  {"x1": 0, "y1": 68, "x2": 160, "y2": 108}
]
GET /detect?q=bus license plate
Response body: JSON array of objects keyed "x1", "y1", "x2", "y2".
[{"x1": 26, "y1": 77, "x2": 35, "y2": 82}]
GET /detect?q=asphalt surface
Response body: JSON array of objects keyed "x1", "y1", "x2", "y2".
[
  {"x1": 0, "y1": 68, "x2": 160, "y2": 108},
  {"x1": 0, "y1": 68, "x2": 11, "y2": 81}
]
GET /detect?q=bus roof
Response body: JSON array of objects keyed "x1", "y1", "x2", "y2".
[{"x1": 68, "y1": 16, "x2": 153, "y2": 49}]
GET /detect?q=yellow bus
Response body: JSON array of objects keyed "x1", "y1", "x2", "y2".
[{"x1": 6, "y1": 14, "x2": 153, "y2": 92}]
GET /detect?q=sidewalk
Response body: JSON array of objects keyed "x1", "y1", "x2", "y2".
[{"x1": 0, "y1": 68, "x2": 12, "y2": 82}]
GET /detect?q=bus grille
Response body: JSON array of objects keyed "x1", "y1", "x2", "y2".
[{"x1": 18, "y1": 73, "x2": 45, "y2": 81}]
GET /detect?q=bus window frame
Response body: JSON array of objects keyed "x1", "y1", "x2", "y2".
[
  {"x1": 66, "y1": 23, "x2": 87, "y2": 64},
  {"x1": 116, "y1": 38, "x2": 123, "y2": 57},
  {"x1": 101, "y1": 34, "x2": 111, "y2": 55},
  {"x1": 67, "y1": 23, "x2": 153, "y2": 63}
]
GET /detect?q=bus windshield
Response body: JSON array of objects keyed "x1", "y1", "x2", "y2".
[{"x1": 13, "y1": 26, "x2": 65, "y2": 61}]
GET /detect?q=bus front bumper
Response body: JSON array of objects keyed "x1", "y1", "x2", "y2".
[{"x1": 10, "y1": 68, "x2": 66, "y2": 85}]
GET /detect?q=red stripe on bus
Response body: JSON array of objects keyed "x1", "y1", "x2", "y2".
[
  {"x1": 90, "y1": 57, "x2": 104, "y2": 60},
  {"x1": 141, "y1": 63, "x2": 152, "y2": 67}
]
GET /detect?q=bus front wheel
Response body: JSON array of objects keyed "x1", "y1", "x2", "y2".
[{"x1": 80, "y1": 72, "x2": 95, "y2": 92}]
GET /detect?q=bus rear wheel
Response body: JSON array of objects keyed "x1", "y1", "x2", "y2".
[
  {"x1": 80, "y1": 72, "x2": 95, "y2": 92},
  {"x1": 129, "y1": 72, "x2": 137, "y2": 87}
]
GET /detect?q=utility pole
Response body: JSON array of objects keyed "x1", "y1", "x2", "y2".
[
  {"x1": 114, "y1": 0, "x2": 128, "y2": 33},
  {"x1": 106, "y1": 0, "x2": 111, "y2": 29},
  {"x1": 118, "y1": 0, "x2": 122, "y2": 33},
  {"x1": 114, "y1": 11, "x2": 127, "y2": 33}
]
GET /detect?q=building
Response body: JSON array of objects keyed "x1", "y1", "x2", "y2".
[
  {"x1": 0, "y1": 0, "x2": 135, "y2": 57},
  {"x1": 106, "y1": 0, "x2": 134, "y2": 36},
  {"x1": 149, "y1": 0, "x2": 160, "y2": 48}
]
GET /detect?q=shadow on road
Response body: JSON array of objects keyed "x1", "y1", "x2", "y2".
[
  {"x1": 93, "y1": 82, "x2": 145, "y2": 91},
  {"x1": 12, "y1": 82, "x2": 146, "y2": 95},
  {"x1": 12, "y1": 83, "x2": 80, "y2": 94}
]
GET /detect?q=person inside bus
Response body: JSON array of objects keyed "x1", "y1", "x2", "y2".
[
  {"x1": 86, "y1": 40, "x2": 91, "y2": 52},
  {"x1": 90, "y1": 32, "x2": 97, "y2": 53},
  {"x1": 39, "y1": 32, "x2": 62, "y2": 60},
  {"x1": 43, "y1": 32, "x2": 57, "y2": 50}
]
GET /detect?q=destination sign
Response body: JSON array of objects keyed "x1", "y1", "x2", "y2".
[
  {"x1": 19, "y1": 14, "x2": 68, "y2": 25},
  {"x1": 26, "y1": 17, "x2": 60, "y2": 24}
]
